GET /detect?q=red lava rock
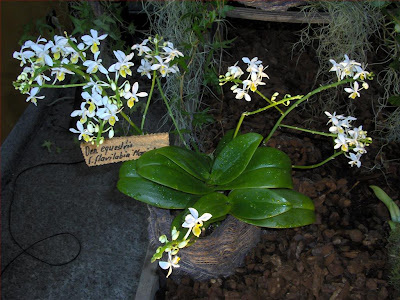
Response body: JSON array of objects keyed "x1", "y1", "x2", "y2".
[
  {"x1": 312, "y1": 243, "x2": 333, "y2": 257},
  {"x1": 342, "y1": 250, "x2": 359, "y2": 259},
  {"x1": 223, "y1": 290, "x2": 241, "y2": 299},
  {"x1": 363, "y1": 230, "x2": 381, "y2": 247},
  {"x1": 346, "y1": 229, "x2": 364, "y2": 243},
  {"x1": 324, "y1": 252, "x2": 336, "y2": 266},
  {"x1": 366, "y1": 278, "x2": 378, "y2": 290},
  {"x1": 339, "y1": 197, "x2": 352, "y2": 207},
  {"x1": 336, "y1": 178, "x2": 348, "y2": 191},
  {"x1": 244, "y1": 276, "x2": 254, "y2": 287},
  {"x1": 378, "y1": 286, "x2": 389, "y2": 300},
  {"x1": 266, "y1": 277, "x2": 285, "y2": 297},
  {"x1": 347, "y1": 260, "x2": 365, "y2": 274},
  {"x1": 327, "y1": 263, "x2": 344, "y2": 277},
  {"x1": 323, "y1": 229, "x2": 336, "y2": 239}
]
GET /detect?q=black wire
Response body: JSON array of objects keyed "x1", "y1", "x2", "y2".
[{"x1": 1, "y1": 160, "x2": 85, "y2": 276}]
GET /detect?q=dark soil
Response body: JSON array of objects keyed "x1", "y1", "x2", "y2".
[{"x1": 157, "y1": 19, "x2": 400, "y2": 300}]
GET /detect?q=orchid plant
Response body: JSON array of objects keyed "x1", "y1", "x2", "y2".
[
  {"x1": 13, "y1": 30, "x2": 185, "y2": 145},
  {"x1": 117, "y1": 54, "x2": 373, "y2": 278},
  {"x1": 12, "y1": 31, "x2": 374, "y2": 278}
]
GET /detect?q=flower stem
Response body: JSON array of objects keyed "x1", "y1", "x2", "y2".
[
  {"x1": 292, "y1": 151, "x2": 344, "y2": 169},
  {"x1": 279, "y1": 124, "x2": 336, "y2": 137},
  {"x1": 255, "y1": 90, "x2": 283, "y2": 114},
  {"x1": 120, "y1": 110, "x2": 142, "y2": 135},
  {"x1": 156, "y1": 77, "x2": 188, "y2": 149},
  {"x1": 31, "y1": 83, "x2": 87, "y2": 89},
  {"x1": 233, "y1": 96, "x2": 303, "y2": 138},
  {"x1": 141, "y1": 71, "x2": 157, "y2": 131},
  {"x1": 263, "y1": 78, "x2": 354, "y2": 145}
]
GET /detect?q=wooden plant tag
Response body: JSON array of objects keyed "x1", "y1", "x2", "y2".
[{"x1": 80, "y1": 133, "x2": 170, "y2": 167}]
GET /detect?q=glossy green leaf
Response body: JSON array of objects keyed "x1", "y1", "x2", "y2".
[
  {"x1": 117, "y1": 177, "x2": 200, "y2": 209},
  {"x1": 245, "y1": 147, "x2": 292, "y2": 171},
  {"x1": 218, "y1": 147, "x2": 293, "y2": 189},
  {"x1": 228, "y1": 188, "x2": 291, "y2": 219},
  {"x1": 119, "y1": 160, "x2": 140, "y2": 178},
  {"x1": 209, "y1": 133, "x2": 263, "y2": 185},
  {"x1": 213, "y1": 129, "x2": 236, "y2": 159},
  {"x1": 157, "y1": 146, "x2": 211, "y2": 180},
  {"x1": 137, "y1": 151, "x2": 214, "y2": 195},
  {"x1": 232, "y1": 189, "x2": 315, "y2": 228},
  {"x1": 191, "y1": 192, "x2": 231, "y2": 221},
  {"x1": 238, "y1": 208, "x2": 315, "y2": 228},
  {"x1": 219, "y1": 168, "x2": 292, "y2": 190}
]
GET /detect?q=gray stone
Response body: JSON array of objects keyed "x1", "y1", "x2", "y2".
[{"x1": 1, "y1": 88, "x2": 162, "y2": 299}]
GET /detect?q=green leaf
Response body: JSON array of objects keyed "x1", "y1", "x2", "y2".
[
  {"x1": 157, "y1": 146, "x2": 211, "y2": 180},
  {"x1": 137, "y1": 150, "x2": 214, "y2": 195},
  {"x1": 370, "y1": 185, "x2": 400, "y2": 224},
  {"x1": 245, "y1": 147, "x2": 292, "y2": 170},
  {"x1": 191, "y1": 192, "x2": 231, "y2": 221},
  {"x1": 209, "y1": 133, "x2": 263, "y2": 185},
  {"x1": 119, "y1": 160, "x2": 140, "y2": 178},
  {"x1": 219, "y1": 168, "x2": 292, "y2": 190},
  {"x1": 388, "y1": 95, "x2": 400, "y2": 106},
  {"x1": 218, "y1": 147, "x2": 293, "y2": 189},
  {"x1": 213, "y1": 129, "x2": 235, "y2": 158},
  {"x1": 117, "y1": 177, "x2": 200, "y2": 209},
  {"x1": 232, "y1": 189, "x2": 315, "y2": 228},
  {"x1": 238, "y1": 208, "x2": 315, "y2": 228},
  {"x1": 228, "y1": 188, "x2": 291, "y2": 219}
]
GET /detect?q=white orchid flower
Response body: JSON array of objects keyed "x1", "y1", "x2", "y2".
[
  {"x1": 96, "y1": 101, "x2": 119, "y2": 126},
  {"x1": 81, "y1": 29, "x2": 107, "y2": 54},
  {"x1": 137, "y1": 58, "x2": 152, "y2": 79},
  {"x1": 13, "y1": 47, "x2": 35, "y2": 66},
  {"x1": 242, "y1": 56, "x2": 262, "y2": 73},
  {"x1": 243, "y1": 77, "x2": 265, "y2": 93},
  {"x1": 30, "y1": 41, "x2": 54, "y2": 67},
  {"x1": 26, "y1": 87, "x2": 44, "y2": 105},
  {"x1": 123, "y1": 82, "x2": 148, "y2": 108},
  {"x1": 83, "y1": 78, "x2": 109, "y2": 95},
  {"x1": 159, "y1": 252, "x2": 180, "y2": 278},
  {"x1": 344, "y1": 81, "x2": 361, "y2": 99},
  {"x1": 353, "y1": 65, "x2": 370, "y2": 81},
  {"x1": 71, "y1": 101, "x2": 95, "y2": 124},
  {"x1": 66, "y1": 42, "x2": 86, "y2": 64},
  {"x1": 340, "y1": 54, "x2": 361, "y2": 79},
  {"x1": 182, "y1": 208, "x2": 212, "y2": 240},
  {"x1": 233, "y1": 87, "x2": 251, "y2": 101},
  {"x1": 334, "y1": 133, "x2": 349, "y2": 152},
  {"x1": 51, "y1": 35, "x2": 69, "y2": 60},
  {"x1": 69, "y1": 121, "x2": 93, "y2": 142},
  {"x1": 151, "y1": 55, "x2": 169, "y2": 77},
  {"x1": 83, "y1": 52, "x2": 108, "y2": 74},
  {"x1": 108, "y1": 50, "x2": 135, "y2": 78},
  {"x1": 132, "y1": 39, "x2": 151, "y2": 56},
  {"x1": 226, "y1": 62, "x2": 243, "y2": 79},
  {"x1": 346, "y1": 152, "x2": 362, "y2": 168},
  {"x1": 162, "y1": 46, "x2": 184, "y2": 63},
  {"x1": 51, "y1": 66, "x2": 74, "y2": 83}
]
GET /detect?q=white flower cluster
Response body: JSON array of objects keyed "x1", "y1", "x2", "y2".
[
  {"x1": 329, "y1": 54, "x2": 371, "y2": 99},
  {"x1": 325, "y1": 111, "x2": 372, "y2": 168},
  {"x1": 154, "y1": 207, "x2": 212, "y2": 278},
  {"x1": 13, "y1": 30, "x2": 184, "y2": 144},
  {"x1": 220, "y1": 57, "x2": 269, "y2": 101},
  {"x1": 132, "y1": 36, "x2": 183, "y2": 79}
]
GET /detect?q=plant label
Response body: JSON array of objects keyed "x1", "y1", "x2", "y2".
[{"x1": 80, "y1": 133, "x2": 170, "y2": 166}]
